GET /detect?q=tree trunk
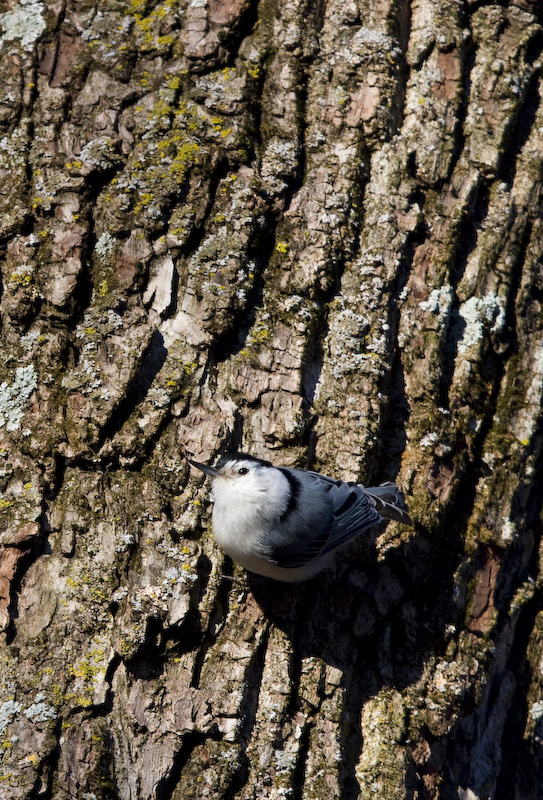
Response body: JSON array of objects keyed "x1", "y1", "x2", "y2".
[{"x1": 0, "y1": 0, "x2": 542, "y2": 798}]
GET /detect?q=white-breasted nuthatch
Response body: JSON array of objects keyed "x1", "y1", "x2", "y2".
[{"x1": 187, "y1": 452, "x2": 412, "y2": 582}]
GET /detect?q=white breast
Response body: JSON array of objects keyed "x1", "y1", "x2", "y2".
[{"x1": 210, "y1": 468, "x2": 290, "y2": 570}]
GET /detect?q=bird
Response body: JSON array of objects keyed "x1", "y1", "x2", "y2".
[{"x1": 187, "y1": 452, "x2": 412, "y2": 582}]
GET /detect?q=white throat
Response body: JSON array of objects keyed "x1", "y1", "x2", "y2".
[{"x1": 210, "y1": 467, "x2": 290, "y2": 564}]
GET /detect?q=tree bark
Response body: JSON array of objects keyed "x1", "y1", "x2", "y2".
[{"x1": 0, "y1": 0, "x2": 542, "y2": 798}]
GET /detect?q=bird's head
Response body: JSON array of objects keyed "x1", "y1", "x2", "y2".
[
  {"x1": 187, "y1": 452, "x2": 287, "y2": 506},
  {"x1": 188, "y1": 451, "x2": 274, "y2": 485}
]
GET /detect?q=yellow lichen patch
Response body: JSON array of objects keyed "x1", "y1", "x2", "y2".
[
  {"x1": 72, "y1": 660, "x2": 99, "y2": 681},
  {"x1": 134, "y1": 192, "x2": 154, "y2": 213},
  {"x1": 166, "y1": 76, "x2": 181, "y2": 91},
  {"x1": 169, "y1": 141, "x2": 201, "y2": 178},
  {"x1": 9, "y1": 272, "x2": 32, "y2": 287},
  {"x1": 251, "y1": 325, "x2": 271, "y2": 344}
]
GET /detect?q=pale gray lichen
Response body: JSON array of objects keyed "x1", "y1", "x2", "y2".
[
  {"x1": 106, "y1": 310, "x2": 123, "y2": 329},
  {"x1": 0, "y1": 135, "x2": 26, "y2": 169},
  {"x1": 419, "y1": 285, "x2": 454, "y2": 326},
  {"x1": 115, "y1": 531, "x2": 135, "y2": 553},
  {"x1": 23, "y1": 694, "x2": 57, "y2": 723},
  {"x1": 0, "y1": 0, "x2": 46, "y2": 52},
  {"x1": 420, "y1": 432, "x2": 439, "y2": 448},
  {"x1": 0, "y1": 700, "x2": 22, "y2": 735},
  {"x1": 456, "y1": 295, "x2": 505, "y2": 353},
  {"x1": 325, "y1": 305, "x2": 373, "y2": 380},
  {"x1": 500, "y1": 518, "x2": 516, "y2": 545},
  {"x1": 260, "y1": 138, "x2": 300, "y2": 196},
  {"x1": 20, "y1": 328, "x2": 41, "y2": 353},
  {"x1": 78, "y1": 137, "x2": 117, "y2": 170},
  {"x1": 0, "y1": 364, "x2": 37, "y2": 431},
  {"x1": 353, "y1": 26, "x2": 394, "y2": 49},
  {"x1": 112, "y1": 587, "x2": 128, "y2": 603},
  {"x1": 94, "y1": 232, "x2": 116, "y2": 260}
]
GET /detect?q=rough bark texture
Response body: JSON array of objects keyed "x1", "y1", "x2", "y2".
[{"x1": 0, "y1": 0, "x2": 542, "y2": 798}]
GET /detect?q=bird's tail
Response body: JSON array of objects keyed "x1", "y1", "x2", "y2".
[{"x1": 363, "y1": 482, "x2": 412, "y2": 525}]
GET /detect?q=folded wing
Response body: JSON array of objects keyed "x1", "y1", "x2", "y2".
[{"x1": 265, "y1": 473, "x2": 388, "y2": 568}]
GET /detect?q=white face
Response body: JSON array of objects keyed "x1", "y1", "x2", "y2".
[
  {"x1": 216, "y1": 459, "x2": 257, "y2": 480},
  {"x1": 210, "y1": 458, "x2": 290, "y2": 514}
]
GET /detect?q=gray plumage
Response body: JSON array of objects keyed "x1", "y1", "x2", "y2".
[{"x1": 187, "y1": 452, "x2": 412, "y2": 582}]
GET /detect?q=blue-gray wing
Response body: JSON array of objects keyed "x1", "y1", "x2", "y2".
[
  {"x1": 318, "y1": 478, "x2": 381, "y2": 554},
  {"x1": 264, "y1": 471, "x2": 381, "y2": 569}
]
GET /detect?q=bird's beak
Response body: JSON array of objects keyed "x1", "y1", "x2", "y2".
[{"x1": 187, "y1": 458, "x2": 220, "y2": 479}]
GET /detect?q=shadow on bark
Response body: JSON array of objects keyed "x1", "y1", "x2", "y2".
[{"x1": 247, "y1": 525, "x2": 461, "y2": 799}]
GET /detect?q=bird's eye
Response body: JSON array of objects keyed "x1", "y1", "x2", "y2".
[{"x1": 238, "y1": 467, "x2": 249, "y2": 475}]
